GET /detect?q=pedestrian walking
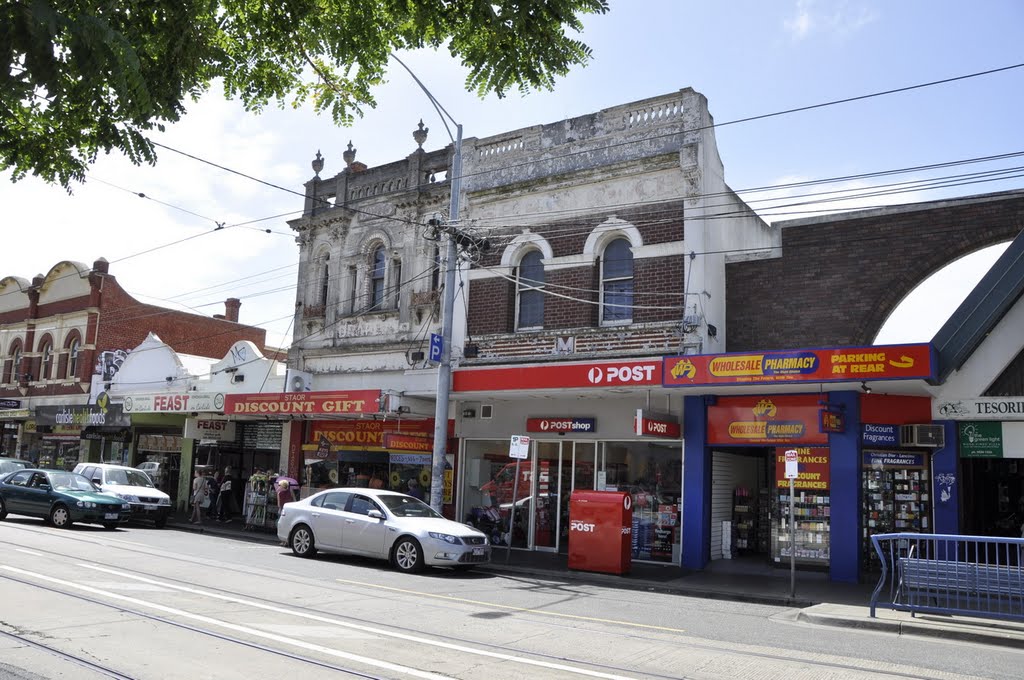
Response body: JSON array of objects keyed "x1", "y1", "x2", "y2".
[
  {"x1": 190, "y1": 470, "x2": 208, "y2": 524},
  {"x1": 207, "y1": 471, "x2": 222, "y2": 519},
  {"x1": 217, "y1": 469, "x2": 234, "y2": 522}
]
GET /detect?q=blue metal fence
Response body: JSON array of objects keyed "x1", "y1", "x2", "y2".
[{"x1": 870, "y1": 533, "x2": 1024, "y2": 622}]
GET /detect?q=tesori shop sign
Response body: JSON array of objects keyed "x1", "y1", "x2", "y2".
[
  {"x1": 36, "y1": 404, "x2": 130, "y2": 428},
  {"x1": 934, "y1": 397, "x2": 1024, "y2": 420}
]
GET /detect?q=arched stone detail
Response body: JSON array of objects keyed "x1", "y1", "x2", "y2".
[
  {"x1": 582, "y1": 217, "x2": 644, "y2": 257},
  {"x1": 500, "y1": 231, "x2": 554, "y2": 268},
  {"x1": 726, "y1": 192, "x2": 1024, "y2": 351}
]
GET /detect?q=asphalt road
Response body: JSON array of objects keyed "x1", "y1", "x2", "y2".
[{"x1": 0, "y1": 518, "x2": 1020, "y2": 680}]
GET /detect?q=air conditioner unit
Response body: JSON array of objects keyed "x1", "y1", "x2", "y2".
[
  {"x1": 899, "y1": 424, "x2": 945, "y2": 448},
  {"x1": 285, "y1": 369, "x2": 313, "y2": 393}
]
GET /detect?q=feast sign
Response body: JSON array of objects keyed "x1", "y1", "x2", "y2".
[
  {"x1": 707, "y1": 395, "x2": 828, "y2": 445},
  {"x1": 225, "y1": 390, "x2": 380, "y2": 415},
  {"x1": 453, "y1": 359, "x2": 662, "y2": 392},
  {"x1": 123, "y1": 392, "x2": 225, "y2": 413},
  {"x1": 663, "y1": 344, "x2": 934, "y2": 386}
]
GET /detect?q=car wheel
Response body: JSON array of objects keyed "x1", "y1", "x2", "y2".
[
  {"x1": 0, "y1": 497, "x2": 7, "y2": 520},
  {"x1": 50, "y1": 504, "x2": 72, "y2": 529},
  {"x1": 393, "y1": 537, "x2": 424, "y2": 573},
  {"x1": 103, "y1": 523, "x2": 119, "y2": 531},
  {"x1": 289, "y1": 524, "x2": 317, "y2": 557},
  {"x1": 154, "y1": 517, "x2": 167, "y2": 529}
]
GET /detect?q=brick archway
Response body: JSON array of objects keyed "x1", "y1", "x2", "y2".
[{"x1": 726, "y1": 191, "x2": 1024, "y2": 350}]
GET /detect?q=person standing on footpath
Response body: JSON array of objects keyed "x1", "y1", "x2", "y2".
[
  {"x1": 190, "y1": 470, "x2": 208, "y2": 524},
  {"x1": 206, "y1": 471, "x2": 222, "y2": 519},
  {"x1": 276, "y1": 478, "x2": 293, "y2": 510},
  {"x1": 217, "y1": 467, "x2": 234, "y2": 522}
]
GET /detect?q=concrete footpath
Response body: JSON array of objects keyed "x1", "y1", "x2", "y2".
[{"x1": 168, "y1": 518, "x2": 1024, "y2": 649}]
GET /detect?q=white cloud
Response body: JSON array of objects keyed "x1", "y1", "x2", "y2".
[{"x1": 784, "y1": 0, "x2": 878, "y2": 41}]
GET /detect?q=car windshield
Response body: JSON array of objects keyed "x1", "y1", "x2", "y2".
[
  {"x1": 48, "y1": 472, "x2": 97, "y2": 492},
  {"x1": 378, "y1": 494, "x2": 442, "y2": 518},
  {"x1": 0, "y1": 460, "x2": 28, "y2": 474},
  {"x1": 106, "y1": 469, "x2": 155, "y2": 487}
]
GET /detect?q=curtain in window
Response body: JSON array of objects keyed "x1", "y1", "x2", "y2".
[
  {"x1": 602, "y1": 239, "x2": 633, "y2": 323},
  {"x1": 517, "y1": 250, "x2": 545, "y2": 329}
]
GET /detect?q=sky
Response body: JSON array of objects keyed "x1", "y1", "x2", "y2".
[{"x1": 2, "y1": 0, "x2": 1022, "y2": 353}]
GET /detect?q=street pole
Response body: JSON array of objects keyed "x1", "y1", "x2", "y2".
[
  {"x1": 789, "y1": 477, "x2": 796, "y2": 599},
  {"x1": 429, "y1": 124, "x2": 462, "y2": 512}
]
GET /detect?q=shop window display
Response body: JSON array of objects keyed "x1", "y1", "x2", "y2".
[
  {"x1": 462, "y1": 441, "x2": 531, "y2": 547},
  {"x1": 600, "y1": 441, "x2": 682, "y2": 563}
]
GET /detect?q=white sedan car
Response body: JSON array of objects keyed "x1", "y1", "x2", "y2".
[{"x1": 277, "y1": 488, "x2": 490, "y2": 572}]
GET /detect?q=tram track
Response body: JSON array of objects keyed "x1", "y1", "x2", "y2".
[
  {"x1": 0, "y1": 525, "x2": 997, "y2": 680},
  {"x1": 0, "y1": 626, "x2": 138, "y2": 680}
]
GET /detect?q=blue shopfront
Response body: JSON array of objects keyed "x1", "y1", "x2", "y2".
[{"x1": 666, "y1": 344, "x2": 953, "y2": 583}]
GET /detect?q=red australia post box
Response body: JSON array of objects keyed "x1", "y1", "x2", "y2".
[{"x1": 567, "y1": 490, "x2": 633, "y2": 575}]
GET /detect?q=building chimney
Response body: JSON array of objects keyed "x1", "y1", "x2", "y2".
[
  {"x1": 225, "y1": 298, "x2": 241, "y2": 323},
  {"x1": 92, "y1": 258, "x2": 109, "y2": 274}
]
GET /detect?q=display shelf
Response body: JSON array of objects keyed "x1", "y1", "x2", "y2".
[
  {"x1": 732, "y1": 488, "x2": 756, "y2": 553},
  {"x1": 772, "y1": 492, "x2": 830, "y2": 565},
  {"x1": 862, "y1": 467, "x2": 930, "y2": 569}
]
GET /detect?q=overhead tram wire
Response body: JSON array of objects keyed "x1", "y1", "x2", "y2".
[{"x1": 140, "y1": 63, "x2": 1023, "y2": 241}]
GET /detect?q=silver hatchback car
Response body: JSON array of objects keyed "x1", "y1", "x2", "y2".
[{"x1": 277, "y1": 488, "x2": 490, "y2": 572}]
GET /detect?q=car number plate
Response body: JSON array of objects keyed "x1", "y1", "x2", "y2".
[
  {"x1": 472, "y1": 547, "x2": 485, "y2": 556},
  {"x1": 104, "y1": 513, "x2": 119, "y2": 520},
  {"x1": 143, "y1": 504, "x2": 158, "y2": 510}
]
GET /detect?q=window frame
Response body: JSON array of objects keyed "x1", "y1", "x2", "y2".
[
  {"x1": 599, "y1": 238, "x2": 634, "y2": 326},
  {"x1": 514, "y1": 249, "x2": 545, "y2": 331},
  {"x1": 66, "y1": 337, "x2": 81, "y2": 379},
  {"x1": 39, "y1": 338, "x2": 54, "y2": 381},
  {"x1": 369, "y1": 246, "x2": 387, "y2": 311}
]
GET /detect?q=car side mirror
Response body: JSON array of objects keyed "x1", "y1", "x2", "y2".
[
  {"x1": 367, "y1": 509, "x2": 384, "y2": 520},
  {"x1": 38, "y1": 483, "x2": 50, "y2": 491},
  {"x1": 92, "y1": 477, "x2": 102, "y2": 485}
]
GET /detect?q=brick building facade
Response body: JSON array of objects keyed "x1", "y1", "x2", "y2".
[{"x1": 0, "y1": 257, "x2": 266, "y2": 407}]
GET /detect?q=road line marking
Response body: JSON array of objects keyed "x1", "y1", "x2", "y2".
[
  {"x1": 1, "y1": 565, "x2": 449, "y2": 680},
  {"x1": 334, "y1": 577, "x2": 689, "y2": 634},
  {"x1": 15, "y1": 549, "x2": 43, "y2": 556},
  {"x1": 74, "y1": 563, "x2": 637, "y2": 679}
]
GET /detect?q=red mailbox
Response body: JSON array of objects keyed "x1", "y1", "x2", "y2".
[{"x1": 567, "y1": 490, "x2": 633, "y2": 575}]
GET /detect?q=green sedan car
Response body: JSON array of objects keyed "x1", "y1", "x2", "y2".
[{"x1": 0, "y1": 469, "x2": 130, "y2": 530}]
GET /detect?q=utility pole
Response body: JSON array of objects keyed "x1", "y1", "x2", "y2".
[{"x1": 429, "y1": 124, "x2": 462, "y2": 512}]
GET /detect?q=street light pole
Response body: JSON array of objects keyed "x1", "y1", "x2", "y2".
[{"x1": 429, "y1": 124, "x2": 462, "y2": 512}]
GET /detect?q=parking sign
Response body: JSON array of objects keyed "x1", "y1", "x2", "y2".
[{"x1": 429, "y1": 333, "x2": 443, "y2": 363}]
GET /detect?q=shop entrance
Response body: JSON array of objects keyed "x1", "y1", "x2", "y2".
[
  {"x1": 962, "y1": 458, "x2": 1024, "y2": 538},
  {"x1": 709, "y1": 449, "x2": 772, "y2": 563},
  {"x1": 530, "y1": 441, "x2": 596, "y2": 553}
]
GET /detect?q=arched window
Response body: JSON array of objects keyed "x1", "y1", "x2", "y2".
[
  {"x1": 601, "y1": 238, "x2": 633, "y2": 324},
  {"x1": 516, "y1": 250, "x2": 545, "y2": 330},
  {"x1": 67, "y1": 338, "x2": 81, "y2": 379},
  {"x1": 40, "y1": 338, "x2": 54, "y2": 380},
  {"x1": 2, "y1": 340, "x2": 20, "y2": 383},
  {"x1": 319, "y1": 254, "x2": 330, "y2": 307},
  {"x1": 11, "y1": 343, "x2": 22, "y2": 382},
  {"x1": 370, "y1": 246, "x2": 387, "y2": 310}
]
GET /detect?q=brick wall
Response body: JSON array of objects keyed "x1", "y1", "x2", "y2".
[
  {"x1": 726, "y1": 194, "x2": 1024, "y2": 350},
  {"x1": 96, "y1": 275, "x2": 266, "y2": 357},
  {"x1": 468, "y1": 201, "x2": 686, "y2": 342}
]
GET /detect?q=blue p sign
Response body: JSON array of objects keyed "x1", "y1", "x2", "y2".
[{"x1": 429, "y1": 334, "x2": 443, "y2": 363}]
